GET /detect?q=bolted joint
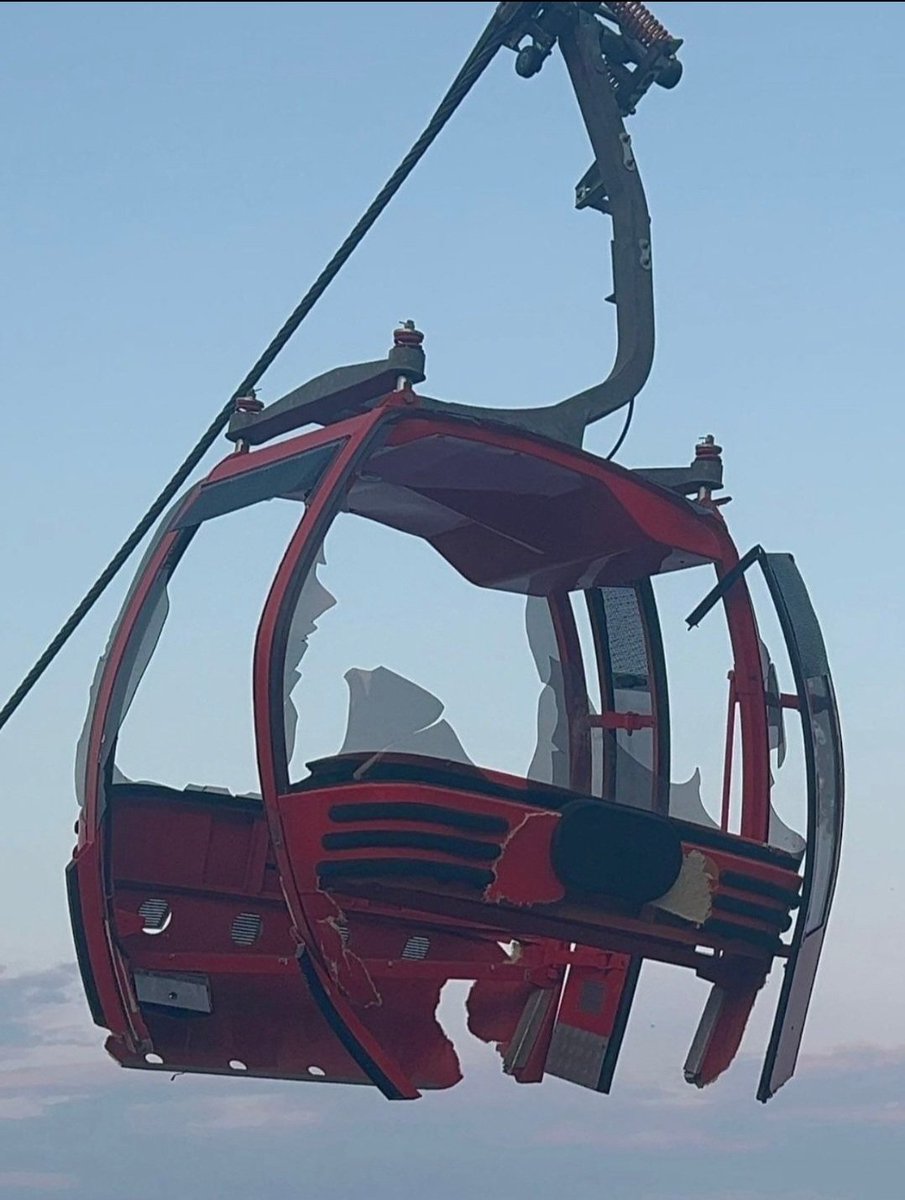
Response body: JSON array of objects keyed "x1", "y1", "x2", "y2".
[
  {"x1": 693, "y1": 434, "x2": 723, "y2": 501},
  {"x1": 389, "y1": 320, "x2": 426, "y2": 387},
  {"x1": 392, "y1": 319, "x2": 424, "y2": 349},
  {"x1": 234, "y1": 391, "x2": 264, "y2": 415},
  {"x1": 695, "y1": 433, "x2": 723, "y2": 461}
]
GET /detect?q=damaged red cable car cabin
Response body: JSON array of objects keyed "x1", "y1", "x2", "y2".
[{"x1": 67, "y1": 1, "x2": 843, "y2": 1105}]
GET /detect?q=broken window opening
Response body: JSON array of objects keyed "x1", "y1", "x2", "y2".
[
  {"x1": 282, "y1": 513, "x2": 562, "y2": 786},
  {"x1": 77, "y1": 438, "x2": 342, "y2": 804}
]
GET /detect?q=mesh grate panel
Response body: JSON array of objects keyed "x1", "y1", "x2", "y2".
[{"x1": 601, "y1": 587, "x2": 648, "y2": 685}]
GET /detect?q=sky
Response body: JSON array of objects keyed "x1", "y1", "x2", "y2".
[{"x1": 2, "y1": 1, "x2": 905, "y2": 1197}]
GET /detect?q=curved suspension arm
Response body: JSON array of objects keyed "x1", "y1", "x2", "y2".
[
  {"x1": 556, "y1": 9, "x2": 654, "y2": 429},
  {"x1": 418, "y1": 1, "x2": 678, "y2": 445},
  {"x1": 227, "y1": 1, "x2": 682, "y2": 451}
]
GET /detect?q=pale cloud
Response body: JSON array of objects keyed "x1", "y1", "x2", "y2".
[
  {"x1": 0, "y1": 1096, "x2": 62, "y2": 1121},
  {"x1": 534, "y1": 1121, "x2": 766, "y2": 1153},
  {"x1": 0, "y1": 1174, "x2": 75, "y2": 1194},
  {"x1": 126, "y1": 1088, "x2": 325, "y2": 1135},
  {"x1": 799, "y1": 1041, "x2": 905, "y2": 1074},
  {"x1": 184, "y1": 1092, "x2": 324, "y2": 1133},
  {"x1": 0, "y1": 964, "x2": 112, "y2": 1124},
  {"x1": 1, "y1": 962, "x2": 905, "y2": 1200},
  {"x1": 690, "y1": 1193, "x2": 826, "y2": 1200}
]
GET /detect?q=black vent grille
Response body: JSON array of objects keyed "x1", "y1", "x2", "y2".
[
  {"x1": 230, "y1": 912, "x2": 263, "y2": 947},
  {"x1": 402, "y1": 935, "x2": 430, "y2": 961},
  {"x1": 138, "y1": 899, "x2": 171, "y2": 934}
]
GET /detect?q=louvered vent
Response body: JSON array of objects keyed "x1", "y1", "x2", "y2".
[
  {"x1": 230, "y1": 912, "x2": 263, "y2": 947},
  {"x1": 139, "y1": 899, "x2": 171, "y2": 935},
  {"x1": 402, "y1": 935, "x2": 430, "y2": 961}
]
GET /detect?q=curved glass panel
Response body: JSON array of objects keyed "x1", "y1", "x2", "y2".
[
  {"x1": 282, "y1": 512, "x2": 568, "y2": 786},
  {"x1": 77, "y1": 441, "x2": 341, "y2": 804},
  {"x1": 526, "y1": 596, "x2": 571, "y2": 788}
]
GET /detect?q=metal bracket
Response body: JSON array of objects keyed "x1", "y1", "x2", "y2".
[
  {"x1": 685, "y1": 545, "x2": 765, "y2": 629},
  {"x1": 226, "y1": 335, "x2": 425, "y2": 447},
  {"x1": 636, "y1": 461, "x2": 724, "y2": 498},
  {"x1": 133, "y1": 970, "x2": 212, "y2": 1013}
]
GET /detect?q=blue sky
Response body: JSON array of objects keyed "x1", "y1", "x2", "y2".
[{"x1": 2, "y1": 2, "x2": 904, "y2": 1196}]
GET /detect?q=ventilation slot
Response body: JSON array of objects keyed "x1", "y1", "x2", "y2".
[
  {"x1": 139, "y1": 899, "x2": 171, "y2": 935},
  {"x1": 230, "y1": 913, "x2": 263, "y2": 947},
  {"x1": 402, "y1": 935, "x2": 430, "y2": 961}
]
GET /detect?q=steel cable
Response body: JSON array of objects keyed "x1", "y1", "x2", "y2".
[{"x1": 0, "y1": 11, "x2": 509, "y2": 732}]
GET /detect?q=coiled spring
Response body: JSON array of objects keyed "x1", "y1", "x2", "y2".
[{"x1": 607, "y1": 1, "x2": 674, "y2": 47}]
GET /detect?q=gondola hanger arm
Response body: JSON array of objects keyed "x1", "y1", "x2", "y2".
[{"x1": 228, "y1": 1, "x2": 684, "y2": 450}]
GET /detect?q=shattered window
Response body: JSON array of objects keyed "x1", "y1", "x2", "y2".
[
  {"x1": 649, "y1": 570, "x2": 731, "y2": 830},
  {"x1": 112, "y1": 501, "x2": 302, "y2": 796},
  {"x1": 282, "y1": 513, "x2": 566, "y2": 786},
  {"x1": 85, "y1": 441, "x2": 341, "y2": 800},
  {"x1": 525, "y1": 596, "x2": 571, "y2": 789}
]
